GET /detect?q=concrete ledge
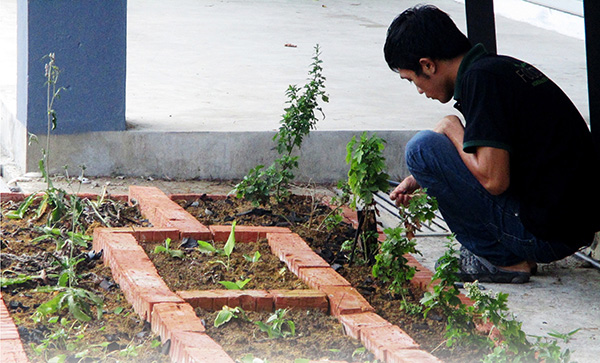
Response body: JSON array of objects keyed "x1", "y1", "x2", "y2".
[{"x1": 23, "y1": 130, "x2": 418, "y2": 183}]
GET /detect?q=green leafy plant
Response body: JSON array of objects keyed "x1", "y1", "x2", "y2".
[
  {"x1": 218, "y1": 278, "x2": 251, "y2": 290},
  {"x1": 234, "y1": 44, "x2": 328, "y2": 205},
  {"x1": 317, "y1": 180, "x2": 351, "y2": 233},
  {"x1": 197, "y1": 240, "x2": 218, "y2": 254},
  {"x1": 210, "y1": 221, "x2": 237, "y2": 270},
  {"x1": 33, "y1": 286, "x2": 104, "y2": 323},
  {"x1": 244, "y1": 250, "x2": 262, "y2": 272},
  {"x1": 153, "y1": 238, "x2": 184, "y2": 259},
  {"x1": 214, "y1": 305, "x2": 246, "y2": 327},
  {"x1": 466, "y1": 282, "x2": 578, "y2": 362},
  {"x1": 1, "y1": 271, "x2": 44, "y2": 288},
  {"x1": 420, "y1": 238, "x2": 487, "y2": 348},
  {"x1": 30, "y1": 317, "x2": 85, "y2": 357},
  {"x1": 255, "y1": 308, "x2": 296, "y2": 339},
  {"x1": 345, "y1": 132, "x2": 390, "y2": 264},
  {"x1": 372, "y1": 226, "x2": 420, "y2": 296}
]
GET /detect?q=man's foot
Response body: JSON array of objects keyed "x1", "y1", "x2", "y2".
[{"x1": 456, "y1": 247, "x2": 531, "y2": 284}]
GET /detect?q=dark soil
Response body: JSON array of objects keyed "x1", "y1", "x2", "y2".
[
  {"x1": 199, "y1": 308, "x2": 372, "y2": 362},
  {"x1": 142, "y1": 238, "x2": 307, "y2": 291},
  {"x1": 1, "y1": 197, "x2": 170, "y2": 363},
  {"x1": 177, "y1": 194, "x2": 489, "y2": 363}
]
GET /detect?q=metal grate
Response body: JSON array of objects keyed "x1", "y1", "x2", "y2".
[{"x1": 373, "y1": 191, "x2": 451, "y2": 237}]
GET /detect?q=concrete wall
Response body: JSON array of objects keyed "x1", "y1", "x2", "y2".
[
  {"x1": 17, "y1": 0, "x2": 127, "y2": 136},
  {"x1": 29, "y1": 130, "x2": 418, "y2": 183}
]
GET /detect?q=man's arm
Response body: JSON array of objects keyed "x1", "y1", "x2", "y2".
[{"x1": 434, "y1": 115, "x2": 510, "y2": 195}]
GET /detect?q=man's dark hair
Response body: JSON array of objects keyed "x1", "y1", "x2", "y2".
[{"x1": 384, "y1": 5, "x2": 472, "y2": 74}]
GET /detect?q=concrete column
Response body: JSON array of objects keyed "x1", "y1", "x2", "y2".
[{"x1": 17, "y1": 0, "x2": 127, "y2": 136}]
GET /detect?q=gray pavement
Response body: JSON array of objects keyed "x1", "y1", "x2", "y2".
[{"x1": 1, "y1": 0, "x2": 599, "y2": 362}]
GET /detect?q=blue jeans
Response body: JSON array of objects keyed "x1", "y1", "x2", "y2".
[{"x1": 405, "y1": 130, "x2": 578, "y2": 266}]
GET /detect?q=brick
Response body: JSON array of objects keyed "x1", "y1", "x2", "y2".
[
  {"x1": 411, "y1": 270, "x2": 435, "y2": 290},
  {"x1": 118, "y1": 268, "x2": 184, "y2": 321},
  {"x1": 337, "y1": 312, "x2": 392, "y2": 340},
  {"x1": 282, "y1": 250, "x2": 330, "y2": 275},
  {"x1": 101, "y1": 227, "x2": 180, "y2": 242},
  {"x1": 0, "y1": 192, "x2": 26, "y2": 202},
  {"x1": 296, "y1": 267, "x2": 351, "y2": 290},
  {"x1": 169, "y1": 331, "x2": 234, "y2": 363},
  {"x1": 267, "y1": 233, "x2": 313, "y2": 260},
  {"x1": 270, "y1": 289, "x2": 328, "y2": 312},
  {"x1": 387, "y1": 348, "x2": 442, "y2": 363},
  {"x1": 177, "y1": 290, "x2": 223, "y2": 310},
  {"x1": 210, "y1": 225, "x2": 290, "y2": 243},
  {"x1": 151, "y1": 303, "x2": 206, "y2": 343},
  {"x1": 320, "y1": 286, "x2": 374, "y2": 316},
  {"x1": 92, "y1": 230, "x2": 142, "y2": 266},
  {"x1": 360, "y1": 325, "x2": 419, "y2": 361}
]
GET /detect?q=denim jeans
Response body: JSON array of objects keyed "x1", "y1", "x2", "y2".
[{"x1": 405, "y1": 130, "x2": 578, "y2": 266}]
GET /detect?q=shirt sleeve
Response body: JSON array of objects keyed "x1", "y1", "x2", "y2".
[{"x1": 461, "y1": 70, "x2": 514, "y2": 154}]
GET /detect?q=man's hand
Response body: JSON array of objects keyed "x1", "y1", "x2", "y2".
[{"x1": 389, "y1": 175, "x2": 420, "y2": 207}]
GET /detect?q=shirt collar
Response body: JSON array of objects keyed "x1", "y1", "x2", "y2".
[{"x1": 453, "y1": 43, "x2": 488, "y2": 100}]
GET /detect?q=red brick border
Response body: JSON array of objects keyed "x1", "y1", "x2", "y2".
[{"x1": 0, "y1": 294, "x2": 29, "y2": 363}]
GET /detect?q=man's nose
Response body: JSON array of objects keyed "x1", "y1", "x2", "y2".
[{"x1": 417, "y1": 87, "x2": 424, "y2": 94}]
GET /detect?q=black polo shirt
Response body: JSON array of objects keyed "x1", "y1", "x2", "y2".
[{"x1": 454, "y1": 44, "x2": 600, "y2": 246}]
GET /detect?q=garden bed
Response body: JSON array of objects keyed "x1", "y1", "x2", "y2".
[
  {"x1": 2, "y1": 187, "x2": 485, "y2": 363},
  {"x1": 175, "y1": 193, "x2": 486, "y2": 363},
  {"x1": 0, "y1": 195, "x2": 169, "y2": 363}
]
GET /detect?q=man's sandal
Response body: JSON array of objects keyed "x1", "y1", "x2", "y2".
[{"x1": 457, "y1": 247, "x2": 530, "y2": 284}]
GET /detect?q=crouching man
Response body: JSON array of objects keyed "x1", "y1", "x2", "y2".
[{"x1": 385, "y1": 5, "x2": 600, "y2": 283}]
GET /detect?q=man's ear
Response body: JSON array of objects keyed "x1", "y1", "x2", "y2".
[{"x1": 419, "y1": 58, "x2": 436, "y2": 76}]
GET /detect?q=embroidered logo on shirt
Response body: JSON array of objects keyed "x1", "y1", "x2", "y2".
[{"x1": 515, "y1": 62, "x2": 548, "y2": 86}]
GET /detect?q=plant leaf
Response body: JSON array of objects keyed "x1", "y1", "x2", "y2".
[
  {"x1": 218, "y1": 281, "x2": 241, "y2": 290},
  {"x1": 223, "y1": 221, "x2": 236, "y2": 257},
  {"x1": 214, "y1": 309, "x2": 235, "y2": 327},
  {"x1": 197, "y1": 240, "x2": 216, "y2": 254}
]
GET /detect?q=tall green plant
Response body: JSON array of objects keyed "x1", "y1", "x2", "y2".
[
  {"x1": 345, "y1": 132, "x2": 390, "y2": 264},
  {"x1": 234, "y1": 45, "x2": 329, "y2": 205}
]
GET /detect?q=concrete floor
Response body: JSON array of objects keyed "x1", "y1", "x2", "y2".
[{"x1": 1, "y1": 0, "x2": 599, "y2": 362}]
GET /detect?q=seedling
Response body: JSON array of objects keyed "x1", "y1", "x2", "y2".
[
  {"x1": 211, "y1": 221, "x2": 237, "y2": 270},
  {"x1": 255, "y1": 308, "x2": 296, "y2": 339},
  {"x1": 153, "y1": 238, "x2": 184, "y2": 259},
  {"x1": 214, "y1": 305, "x2": 245, "y2": 327},
  {"x1": 244, "y1": 251, "x2": 262, "y2": 271},
  {"x1": 243, "y1": 250, "x2": 262, "y2": 263},
  {"x1": 33, "y1": 286, "x2": 104, "y2": 323},
  {"x1": 219, "y1": 278, "x2": 251, "y2": 290}
]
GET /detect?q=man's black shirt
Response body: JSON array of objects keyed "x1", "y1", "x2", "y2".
[{"x1": 454, "y1": 44, "x2": 600, "y2": 246}]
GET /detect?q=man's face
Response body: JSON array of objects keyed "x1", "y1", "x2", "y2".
[{"x1": 398, "y1": 65, "x2": 453, "y2": 103}]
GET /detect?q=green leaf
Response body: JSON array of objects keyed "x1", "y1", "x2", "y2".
[
  {"x1": 0, "y1": 274, "x2": 37, "y2": 288},
  {"x1": 153, "y1": 245, "x2": 167, "y2": 254},
  {"x1": 168, "y1": 249, "x2": 184, "y2": 259},
  {"x1": 236, "y1": 278, "x2": 251, "y2": 289},
  {"x1": 197, "y1": 240, "x2": 216, "y2": 254},
  {"x1": 67, "y1": 294, "x2": 91, "y2": 322},
  {"x1": 214, "y1": 308, "x2": 235, "y2": 327},
  {"x1": 113, "y1": 306, "x2": 124, "y2": 315},
  {"x1": 223, "y1": 221, "x2": 236, "y2": 257},
  {"x1": 5, "y1": 193, "x2": 38, "y2": 219},
  {"x1": 218, "y1": 281, "x2": 241, "y2": 290}
]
